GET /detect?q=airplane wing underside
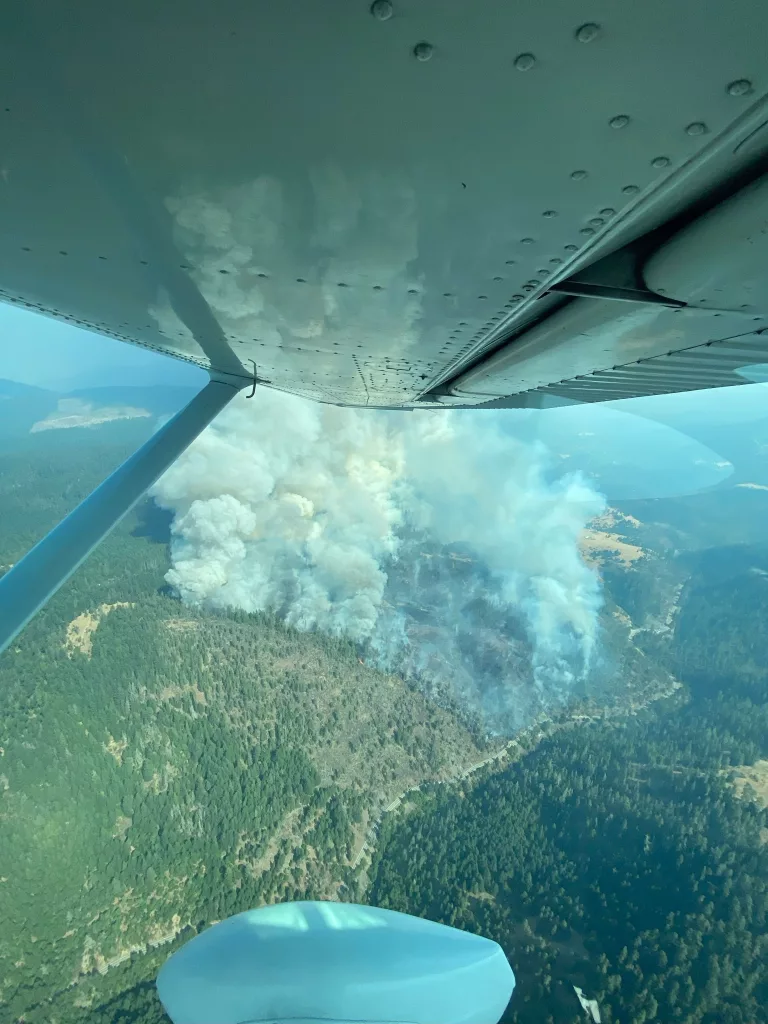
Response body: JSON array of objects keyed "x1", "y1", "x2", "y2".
[{"x1": 2, "y1": 0, "x2": 768, "y2": 408}]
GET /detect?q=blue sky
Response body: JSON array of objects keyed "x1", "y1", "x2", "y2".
[
  {"x1": 2, "y1": 296, "x2": 767, "y2": 434},
  {"x1": 3, "y1": 299, "x2": 768, "y2": 501},
  {"x1": 0, "y1": 302, "x2": 206, "y2": 391}
]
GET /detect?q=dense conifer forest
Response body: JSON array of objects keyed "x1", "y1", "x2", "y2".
[{"x1": 1, "y1": 409, "x2": 766, "y2": 1023}]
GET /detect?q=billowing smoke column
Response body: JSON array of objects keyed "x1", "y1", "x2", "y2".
[
  {"x1": 153, "y1": 391, "x2": 405, "y2": 638},
  {"x1": 152, "y1": 389, "x2": 605, "y2": 731}
]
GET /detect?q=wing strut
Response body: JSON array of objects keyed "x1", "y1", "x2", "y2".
[{"x1": 0, "y1": 377, "x2": 243, "y2": 656}]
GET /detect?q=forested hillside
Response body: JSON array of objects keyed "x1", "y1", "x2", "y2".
[
  {"x1": 0, "y1": 422, "x2": 487, "y2": 1023},
  {"x1": 371, "y1": 681, "x2": 768, "y2": 1023},
  {"x1": 368, "y1": 492, "x2": 768, "y2": 1024},
  {"x1": 1, "y1": 593, "x2": 489, "y2": 1022},
  {"x1": 2, "y1": 406, "x2": 768, "y2": 1023}
]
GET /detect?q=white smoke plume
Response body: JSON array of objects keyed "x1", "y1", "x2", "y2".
[
  {"x1": 152, "y1": 389, "x2": 606, "y2": 730},
  {"x1": 153, "y1": 392, "x2": 405, "y2": 638},
  {"x1": 149, "y1": 173, "x2": 606, "y2": 728}
]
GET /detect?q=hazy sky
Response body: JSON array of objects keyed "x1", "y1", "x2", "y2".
[
  {"x1": 1, "y1": 297, "x2": 766, "y2": 430},
  {"x1": 0, "y1": 302, "x2": 206, "y2": 391}
]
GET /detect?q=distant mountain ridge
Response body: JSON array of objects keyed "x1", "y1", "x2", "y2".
[
  {"x1": 0, "y1": 377, "x2": 52, "y2": 398},
  {"x1": 0, "y1": 379, "x2": 198, "y2": 440}
]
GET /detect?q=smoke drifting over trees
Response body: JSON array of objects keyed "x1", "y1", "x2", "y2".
[{"x1": 153, "y1": 390, "x2": 605, "y2": 726}]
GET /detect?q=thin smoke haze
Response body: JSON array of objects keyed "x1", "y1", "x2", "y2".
[{"x1": 152, "y1": 389, "x2": 606, "y2": 731}]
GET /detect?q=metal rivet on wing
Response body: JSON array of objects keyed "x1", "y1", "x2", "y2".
[
  {"x1": 686, "y1": 121, "x2": 708, "y2": 135},
  {"x1": 514, "y1": 52, "x2": 536, "y2": 71},
  {"x1": 370, "y1": 0, "x2": 393, "y2": 20},
  {"x1": 609, "y1": 114, "x2": 630, "y2": 129},
  {"x1": 575, "y1": 23, "x2": 601, "y2": 42},
  {"x1": 727, "y1": 78, "x2": 753, "y2": 96},
  {"x1": 413, "y1": 42, "x2": 433, "y2": 61}
]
